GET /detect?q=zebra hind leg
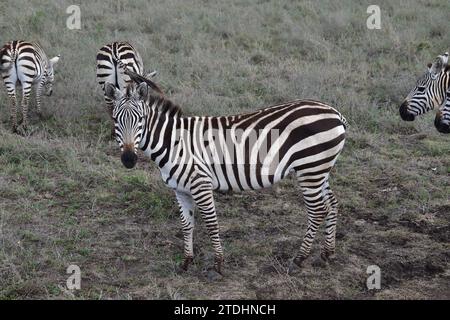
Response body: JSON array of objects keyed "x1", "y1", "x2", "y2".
[
  {"x1": 321, "y1": 184, "x2": 339, "y2": 263},
  {"x1": 19, "y1": 86, "x2": 32, "y2": 134},
  {"x1": 292, "y1": 179, "x2": 329, "y2": 268},
  {"x1": 36, "y1": 81, "x2": 43, "y2": 118}
]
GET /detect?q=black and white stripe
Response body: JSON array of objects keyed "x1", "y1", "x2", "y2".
[
  {"x1": 0, "y1": 40, "x2": 60, "y2": 132},
  {"x1": 400, "y1": 52, "x2": 449, "y2": 133},
  {"x1": 105, "y1": 73, "x2": 347, "y2": 274}
]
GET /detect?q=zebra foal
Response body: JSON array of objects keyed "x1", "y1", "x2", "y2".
[
  {"x1": 0, "y1": 40, "x2": 60, "y2": 133},
  {"x1": 106, "y1": 69, "x2": 347, "y2": 274}
]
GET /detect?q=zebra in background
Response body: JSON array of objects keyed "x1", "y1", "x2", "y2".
[
  {"x1": 0, "y1": 40, "x2": 60, "y2": 133},
  {"x1": 104, "y1": 67, "x2": 347, "y2": 274},
  {"x1": 96, "y1": 41, "x2": 157, "y2": 137},
  {"x1": 399, "y1": 52, "x2": 449, "y2": 133}
]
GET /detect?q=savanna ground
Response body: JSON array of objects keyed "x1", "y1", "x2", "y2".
[{"x1": 0, "y1": 0, "x2": 449, "y2": 299}]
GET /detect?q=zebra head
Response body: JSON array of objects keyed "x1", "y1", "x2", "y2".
[
  {"x1": 105, "y1": 81, "x2": 149, "y2": 169},
  {"x1": 400, "y1": 52, "x2": 449, "y2": 124},
  {"x1": 43, "y1": 55, "x2": 60, "y2": 96}
]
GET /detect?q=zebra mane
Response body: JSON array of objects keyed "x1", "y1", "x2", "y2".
[
  {"x1": 121, "y1": 63, "x2": 165, "y2": 96},
  {"x1": 123, "y1": 81, "x2": 183, "y2": 117},
  {"x1": 121, "y1": 64, "x2": 182, "y2": 116},
  {"x1": 150, "y1": 95, "x2": 183, "y2": 117}
]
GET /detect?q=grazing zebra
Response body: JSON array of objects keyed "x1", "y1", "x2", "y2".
[
  {"x1": 400, "y1": 52, "x2": 449, "y2": 133},
  {"x1": 105, "y1": 69, "x2": 347, "y2": 274},
  {"x1": 96, "y1": 41, "x2": 157, "y2": 137},
  {"x1": 0, "y1": 40, "x2": 60, "y2": 133}
]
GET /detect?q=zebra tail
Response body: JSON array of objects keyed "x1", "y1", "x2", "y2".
[
  {"x1": 339, "y1": 113, "x2": 349, "y2": 130},
  {"x1": 0, "y1": 46, "x2": 17, "y2": 72}
]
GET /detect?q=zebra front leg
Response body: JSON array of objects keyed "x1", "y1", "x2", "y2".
[
  {"x1": 175, "y1": 191, "x2": 196, "y2": 271},
  {"x1": 105, "y1": 97, "x2": 115, "y2": 139},
  {"x1": 191, "y1": 186, "x2": 224, "y2": 274}
]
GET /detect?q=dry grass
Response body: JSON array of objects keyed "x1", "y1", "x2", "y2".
[{"x1": 0, "y1": 0, "x2": 449, "y2": 299}]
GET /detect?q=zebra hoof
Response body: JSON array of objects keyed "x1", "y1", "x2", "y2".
[
  {"x1": 17, "y1": 125, "x2": 28, "y2": 136},
  {"x1": 288, "y1": 256, "x2": 305, "y2": 275},
  {"x1": 312, "y1": 256, "x2": 329, "y2": 268},
  {"x1": 320, "y1": 251, "x2": 336, "y2": 263},
  {"x1": 176, "y1": 257, "x2": 193, "y2": 273},
  {"x1": 214, "y1": 257, "x2": 224, "y2": 275},
  {"x1": 206, "y1": 267, "x2": 223, "y2": 282},
  {"x1": 293, "y1": 256, "x2": 306, "y2": 267}
]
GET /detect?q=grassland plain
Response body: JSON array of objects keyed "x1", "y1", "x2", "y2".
[{"x1": 0, "y1": 0, "x2": 449, "y2": 299}]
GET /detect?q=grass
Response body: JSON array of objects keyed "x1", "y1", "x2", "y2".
[{"x1": 0, "y1": 0, "x2": 449, "y2": 299}]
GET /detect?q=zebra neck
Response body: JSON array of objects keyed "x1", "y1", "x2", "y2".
[{"x1": 140, "y1": 107, "x2": 181, "y2": 169}]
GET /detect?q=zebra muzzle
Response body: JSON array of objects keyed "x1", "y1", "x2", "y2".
[
  {"x1": 434, "y1": 115, "x2": 450, "y2": 134},
  {"x1": 121, "y1": 149, "x2": 138, "y2": 169},
  {"x1": 399, "y1": 101, "x2": 415, "y2": 121}
]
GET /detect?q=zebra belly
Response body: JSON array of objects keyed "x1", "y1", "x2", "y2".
[{"x1": 210, "y1": 163, "x2": 286, "y2": 191}]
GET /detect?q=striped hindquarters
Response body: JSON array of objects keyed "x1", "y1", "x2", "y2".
[
  {"x1": 0, "y1": 40, "x2": 48, "y2": 86},
  {"x1": 96, "y1": 42, "x2": 144, "y2": 91},
  {"x1": 211, "y1": 100, "x2": 346, "y2": 190}
]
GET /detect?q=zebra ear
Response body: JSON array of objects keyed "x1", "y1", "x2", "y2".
[
  {"x1": 49, "y1": 55, "x2": 60, "y2": 67},
  {"x1": 105, "y1": 82, "x2": 122, "y2": 100},
  {"x1": 430, "y1": 55, "x2": 445, "y2": 77},
  {"x1": 442, "y1": 52, "x2": 449, "y2": 65},
  {"x1": 134, "y1": 82, "x2": 149, "y2": 100}
]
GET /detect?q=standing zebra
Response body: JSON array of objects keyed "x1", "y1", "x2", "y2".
[
  {"x1": 0, "y1": 40, "x2": 60, "y2": 133},
  {"x1": 400, "y1": 52, "x2": 449, "y2": 133},
  {"x1": 105, "y1": 69, "x2": 347, "y2": 274},
  {"x1": 96, "y1": 41, "x2": 157, "y2": 137}
]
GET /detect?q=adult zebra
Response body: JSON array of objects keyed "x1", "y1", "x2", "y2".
[
  {"x1": 105, "y1": 70, "x2": 347, "y2": 274},
  {"x1": 0, "y1": 40, "x2": 60, "y2": 133},
  {"x1": 96, "y1": 41, "x2": 157, "y2": 137},
  {"x1": 399, "y1": 52, "x2": 449, "y2": 133}
]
